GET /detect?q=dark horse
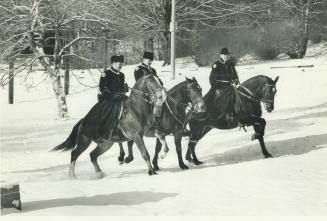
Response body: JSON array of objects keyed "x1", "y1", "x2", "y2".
[
  {"x1": 184, "y1": 75, "x2": 279, "y2": 165},
  {"x1": 118, "y1": 77, "x2": 207, "y2": 170},
  {"x1": 52, "y1": 74, "x2": 167, "y2": 178}
]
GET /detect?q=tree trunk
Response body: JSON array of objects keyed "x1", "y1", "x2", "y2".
[
  {"x1": 287, "y1": 4, "x2": 310, "y2": 59},
  {"x1": 104, "y1": 34, "x2": 109, "y2": 70},
  {"x1": 25, "y1": 0, "x2": 68, "y2": 117},
  {"x1": 157, "y1": 38, "x2": 163, "y2": 60},
  {"x1": 8, "y1": 59, "x2": 14, "y2": 104},
  {"x1": 162, "y1": 32, "x2": 171, "y2": 66},
  {"x1": 36, "y1": 48, "x2": 69, "y2": 118},
  {"x1": 64, "y1": 56, "x2": 70, "y2": 95},
  {"x1": 299, "y1": 6, "x2": 310, "y2": 58},
  {"x1": 144, "y1": 37, "x2": 154, "y2": 52},
  {"x1": 51, "y1": 69, "x2": 69, "y2": 118}
]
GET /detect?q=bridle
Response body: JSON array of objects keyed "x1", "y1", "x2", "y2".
[
  {"x1": 166, "y1": 81, "x2": 204, "y2": 113},
  {"x1": 130, "y1": 75, "x2": 165, "y2": 103},
  {"x1": 238, "y1": 82, "x2": 276, "y2": 105},
  {"x1": 261, "y1": 83, "x2": 276, "y2": 104},
  {"x1": 165, "y1": 81, "x2": 205, "y2": 126}
]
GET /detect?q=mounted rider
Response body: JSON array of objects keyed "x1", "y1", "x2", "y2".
[
  {"x1": 98, "y1": 55, "x2": 128, "y2": 102},
  {"x1": 208, "y1": 48, "x2": 240, "y2": 124},
  {"x1": 134, "y1": 51, "x2": 164, "y2": 136},
  {"x1": 209, "y1": 47, "x2": 239, "y2": 94},
  {"x1": 83, "y1": 55, "x2": 129, "y2": 139}
]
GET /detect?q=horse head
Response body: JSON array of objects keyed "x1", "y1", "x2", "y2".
[
  {"x1": 261, "y1": 76, "x2": 279, "y2": 113},
  {"x1": 133, "y1": 74, "x2": 167, "y2": 106},
  {"x1": 240, "y1": 75, "x2": 279, "y2": 113},
  {"x1": 185, "y1": 77, "x2": 206, "y2": 113}
]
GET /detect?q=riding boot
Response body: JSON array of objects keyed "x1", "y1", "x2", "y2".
[{"x1": 154, "y1": 117, "x2": 162, "y2": 136}]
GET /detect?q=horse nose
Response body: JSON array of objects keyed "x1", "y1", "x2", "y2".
[{"x1": 266, "y1": 104, "x2": 274, "y2": 112}]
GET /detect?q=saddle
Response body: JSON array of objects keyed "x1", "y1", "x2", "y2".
[{"x1": 209, "y1": 85, "x2": 242, "y2": 127}]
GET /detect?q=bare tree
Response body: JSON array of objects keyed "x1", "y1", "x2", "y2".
[
  {"x1": 0, "y1": 0, "x2": 114, "y2": 118},
  {"x1": 89, "y1": 0, "x2": 261, "y2": 65},
  {"x1": 277, "y1": 0, "x2": 324, "y2": 58}
]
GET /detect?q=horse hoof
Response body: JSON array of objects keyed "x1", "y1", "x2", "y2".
[
  {"x1": 125, "y1": 156, "x2": 134, "y2": 163},
  {"x1": 96, "y1": 171, "x2": 105, "y2": 179},
  {"x1": 187, "y1": 159, "x2": 194, "y2": 163},
  {"x1": 180, "y1": 164, "x2": 189, "y2": 170},
  {"x1": 68, "y1": 173, "x2": 76, "y2": 179},
  {"x1": 148, "y1": 170, "x2": 157, "y2": 176},
  {"x1": 194, "y1": 160, "x2": 203, "y2": 165},
  {"x1": 153, "y1": 164, "x2": 160, "y2": 171},
  {"x1": 118, "y1": 156, "x2": 124, "y2": 164},
  {"x1": 264, "y1": 154, "x2": 273, "y2": 158},
  {"x1": 251, "y1": 134, "x2": 257, "y2": 141}
]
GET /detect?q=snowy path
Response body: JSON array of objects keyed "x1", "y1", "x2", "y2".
[{"x1": 1, "y1": 52, "x2": 327, "y2": 215}]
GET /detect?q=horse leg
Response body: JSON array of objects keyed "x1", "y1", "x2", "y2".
[
  {"x1": 174, "y1": 133, "x2": 188, "y2": 170},
  {"x1": 133, "y1": 136, "x2": 156, "y2": 175},
  {"x1": 251, "y1": 117, "x2": 272, "y2": 158},
  {"x1": 90, "y1": 140, "x2": 114, "y2": 178},
  {"x1": 185, "y1": 145, "x2": 192, "y2": 162},
  {"x1": 125, "y1": 140, "x2": 134, "y2": 163},
  {"x1": 118, "y1": 142, "x2": 125, "y2": 164},
  {"x1": 69, "y1": 134, "x2": 92, "y2": 178},
  {"x1": 188, "y1": 140, "x2": 202, "y2": 165},
  {"x1": 155, "y1": 131, "x2": 169, "y2": 159},
  {"x1": 152, "y1": 138, "x2": 162, "y2": 171},
  {"x1": 187, "y1": 126, "x2": 212, "y2": 165}
]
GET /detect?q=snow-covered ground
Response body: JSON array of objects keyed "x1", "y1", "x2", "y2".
[{"x1": 1, "y1": 44, "x2": 327, "y2": 216}]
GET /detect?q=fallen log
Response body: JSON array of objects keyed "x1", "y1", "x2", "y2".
[{"x1": 270, "y1": 65, "x2": 314, "y2": 69}]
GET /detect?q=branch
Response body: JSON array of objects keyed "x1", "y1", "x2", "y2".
[
  {"x1": 58, "y1": 37, "x2": 97, "y2": 57},
  {"x1": 62, "y1": 53, "x2": 104, "y2": 64}
]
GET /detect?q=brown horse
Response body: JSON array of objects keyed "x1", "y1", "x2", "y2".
[
  {"x1": 118, "y1": 77, "x2": 207, "y2": 170},
  {"x1": 52, "y1": 75, "x2": 167, "y2": 178},
  {"x1": 185, "y1": 75, "x2": 279, "y2": 165}
]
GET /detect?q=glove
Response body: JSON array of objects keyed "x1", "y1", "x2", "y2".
[
  {"x1": 113, "y1": 94, "x2": 124, "y2": 101},
  {"x1": 124, "y1": 83, "x2": 129, "y2": 92},
  {"x1": 215, "y1": 89, "x2": 222, "y2": 97}
]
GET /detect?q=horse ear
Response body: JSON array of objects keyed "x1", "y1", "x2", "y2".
[
  {"x1": 185, "y1": 77, "x2": 191, "y2": 82},
  {"x1": 274, "y1": 76, "x2": 279, "y2": 83},
  {"x1": 192, "y1": 76, "x2": 196, "y2": 82}
]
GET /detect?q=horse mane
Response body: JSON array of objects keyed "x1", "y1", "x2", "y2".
[
  {"x1": 242, "y1": 75, "x2": 273, "y2": 87},
  {"x1": 168, "y1": 80, "x2": 187, "y2": 95}
]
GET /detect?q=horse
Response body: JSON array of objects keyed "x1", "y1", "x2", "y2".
[
  {"x1": 52, "y1": 74, "x2": 167, "y2": 178},
  {"x1": 184, "y1": 75, "x2": 279, "y2": 165},
  {"x1": 118, "y1": 77, "x2": 207, "y2": 170}
]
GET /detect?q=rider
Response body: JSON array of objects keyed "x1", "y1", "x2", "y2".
[
  {"x1": 209, "y1": 47, "x2": 239, "y2": 94},
  {"x1": 134, "y1": 51, "x2": 164, "y2": 135},
  {"x1": 83, "y1": 55, "x2": 128, "y2": 139},
  {"x1": 209, "y1": 48, "x2": 240, "y2": 123},
  {"x1": 98, "y1": 55, "x2": 128, "y2": 102}
]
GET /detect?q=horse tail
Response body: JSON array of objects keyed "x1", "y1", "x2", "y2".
[{"x1": 51, "y1": 119, "x2": 82, "y2": 152}]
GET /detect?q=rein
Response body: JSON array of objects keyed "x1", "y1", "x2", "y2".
[
  {"x1": 129, "y1": 75, "x2": 163, "y2": 103},
  {"x1": 215, "y1": 79, "x2": 275, "y2": 104},
  {"x1": 164, "y1": 83, "x2": 201, "y2": 127},
  {"x1": 238, "y1": 83, "x2": 275, "y2": 104}
]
